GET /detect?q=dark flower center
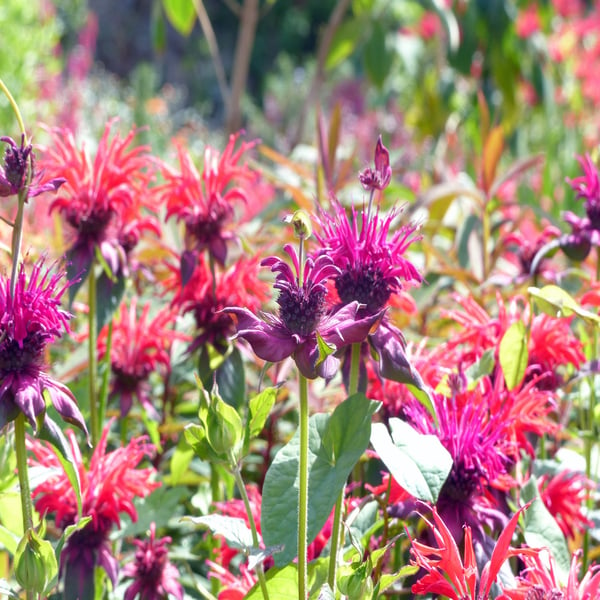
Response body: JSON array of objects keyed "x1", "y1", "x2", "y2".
[
  {"x1": 133, "y1": 544, "x2": 169, "y2": 583},
  {"x1": 0, "y1": 334, "x2": 46, "y2": 372},
  {"x1": 278, "y1": 284, "x2": 325, "y2": 336},
  {"x1": 112, "y1": 362, "x2": 153, "y2": 390},
  {"x1": 66, "y1": 203, "x2": 114, "y2": 241},
  {"x1": 586, "y1": 200, "x2": 600, "y2": 229},
  {"x1": 439, "y1": 462, "x2": 481, "y2": 503},
  {"x1": 335, "y1": 265, "x2": 391, "y2": 314},
  {"x1": 186, "y1": 200, "x2": 232, "y2": 246}
]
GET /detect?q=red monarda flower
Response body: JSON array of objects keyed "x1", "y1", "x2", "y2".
[
  {"x1": 98, "y1": 299, "x2": 187, "y2": 419},
  {"x1": 28, "y1": 424, "x2": 160, "y2": 597},
  {"x1": 168, "y1": 254, "x2": 269, "y2": 354},
  {"x1": 40, "y1": 121, "x2": 155, "y2": 280},
  {"x1": 0, "y1": 259, "x2": 87, "y2": 435},
  {"x1": 156, "y1": 133, "x2": 259, "y2": 270},
  {"x1": 122, "y1": 522, "x2": 183, "y2": 600}
]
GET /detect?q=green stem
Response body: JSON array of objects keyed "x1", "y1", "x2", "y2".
[
  {"x1": 230, "y1": 456, "x2": 270, "y2": 600},
  {"x1": 10, "y1": 194, "x2": 26, "y2": 298},
  {"x1": 88, "y1": 260, "x2": 99, "y2": 446},
  {"x1": 298, "y1": 374, "x2": 309, "y2": 600},
  {"x1": 481, "y1": 202, "x2": 491, "y2": 281},
  {"x1": 327, "y1": 342, "x2": 361, "y2": 594},
  {"x1": 15, "y1": 415, "x2": 34, "y2": 600},
  {"x1": 98, "y1": 320, "x2": 113, "y2": 432},
  {"x1": 0, "y1": 78, "x2": 27, "y2": 135}
]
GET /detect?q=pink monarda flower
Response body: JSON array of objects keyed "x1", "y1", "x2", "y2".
[
  {"x1": 0, "y1": 135, "x2": 64, "y2": 199},
  {"x1": 156, "y1": 133, "x2": 260, "y2": 278},
  {"x1": 226, "y1": 244, "x2": 382, "y2": 380},
  {"x1": 168, "y1": 254, "x2": 269, "y2": 354},
  {"x1": 0, "y1": 259, "x2": 87, "y2": 435},
  {"x1": 98, "y1": 299, "x2": 187, "y2": 419},
  {"x1": 28, "y1": 423, "x2": 160, "y2": 599},
  {"x1": 40, "y1": 121, "x2": 156, "y2": 281},
  {"x1": 122, "y1": 522, "x2": 183, "y2": 600},
  {"x1": 501, "y1": 549, "x2": 600, "y2": 599}
]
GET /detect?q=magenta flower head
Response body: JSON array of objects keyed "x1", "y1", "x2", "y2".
[
  {"x1": 0, "y1": 259, "x2": 87, "y2": 436},
  {"x1": 226, "y1": 244, "x2": 382, "y2": 380},
  {"x1": 358, "y1": 135, "x2": 392, "y2": 191},
  {"x1": 0, "y1": 135, "x2": 64, "y2": 199},
  {"x1": 122, "y1": 523, "x2": 183, "y2": 600}
]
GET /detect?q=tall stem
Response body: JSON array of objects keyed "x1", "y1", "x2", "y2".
[
  {"x1": 15, "y1": 414, "x2": 34, "y2": 600},
  {"x1": 88, "y1": 260, "x2": 99, "y2": 446},
  {"x1": 327, "y1": 342, "x2": 361, "y2": 593},
  {"x1": 298, "y1": 374, "x2": 309, "y2": 600},
  {"x1": 231, "y1": 457, "x2": 270, "y2": 600}
]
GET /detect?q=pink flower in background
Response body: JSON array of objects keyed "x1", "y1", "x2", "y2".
[
  {"x1": 40, "y1": 121, "x2": 155, "y2": 280},
  {"x1": 157, "y1": 133, "x2": 260, "y2": 275},
  {"x1": 0, "y1": 259, "x2": 86, "y2": 435},
  {"x1": 359, "y1": 135, "x2": 392, "y2": 191},
  {"x1": 29, "y1": 424, "x2": 160, "y2": 598},
  {"x1": 516, "y1": 5, "x2": 541, "y2": 38},
  {"x1": 98, "y1": 299, "x2": 187, "y2": 419},
  {"x1": 122, "y1": 522, "x2": 183, "y2": 600}
]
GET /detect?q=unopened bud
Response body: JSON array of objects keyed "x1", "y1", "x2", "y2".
[
  {"x1": 14, "y1": 526, "x2": 58, "y2": 595},
  {"x1": 284, "y1": 209, "x2": 313, "y2": 240}
]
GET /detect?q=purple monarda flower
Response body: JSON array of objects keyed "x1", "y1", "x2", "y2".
[
  {"x1": 0, "y1": 259, "x2": 87, "y2": 435},
  {"x1": 226, "y1": 244, "x2": 382, "y2": 380},
  {"x1": 122, "y1": 523, "x2": 183, "y2": 600},
  {"x1": 0, "y1": 135, "x2": 64, "y2": 199}
]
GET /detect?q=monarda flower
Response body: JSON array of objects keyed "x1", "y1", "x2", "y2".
[
  {"x1": 409, "y1": 504, "x2": 531, "y2": 600},
  {"x1": 40, "y1": 121, "x2": 155, "y2": 281},
  {"x1": 226, "y1": 244, "x2": 382, "y2": 380},
  {"x1": 315, "y1": 199, "x2": 423, "y2": 386},
  {"x1": 168, "y1": 254, "x2": 269, "y2": 354},
  {"x1": 28, "y1": 424, "x2": 160, "y2": 599},
  {"x1": 156, "y1": 133, "x2": 260, "y2": 279},
  {"x1": 358, "y1": 135, "x2": 392, "y2": 191},
  {"x1": 0, "y1": 259, "x2": 87, "y2": 435},
  {"x1": 97, "y1": 299, "x2": 187, "y2": 419},
  {"x1": 122, "y1": 523, "x2": 183, "y2": 600},
  {"x1": 0, "y1": 135, "x2": 65, "y2": 199}
]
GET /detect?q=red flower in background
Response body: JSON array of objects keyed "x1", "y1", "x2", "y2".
[
  {"x1": 538, "y1": 470, "x2": 594, "y2": 540},
  {"x1": 122, "y1": 522, "x2": 183, "y2": 600},
  {"x1": 167, "y1": 253, "x2": 269, "y2": 354},
  {"x1": 40, "y1": 121, "x2": 156, "y2": 281},
  {"x1": 157, "y1": 132, "x2": 260, "y2": 276},
  {"x1": 28, "y1": 423, "x2": 160, "y2": 597},
  {"x1": 98, "y1": 298, "x2": 187, "y2": 419}
]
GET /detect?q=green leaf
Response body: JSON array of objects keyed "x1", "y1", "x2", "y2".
[
  {"x1": 499, "y1": 321, "x2": 528, "y2": 390},
  {"x1": 529, "y1": 285, "x2": 600, "y2": 325},
  {"x1": 162, "y1": 0, "x2": 196, "y2": 36},
  {"x1": 249, "y1": 387, "x2": 277, "y2": 439},
  {"x1": 170, "y1": 438, "x2": 194, "y2": 485},
  {"x1": 261, "y1": 393, "x2": 378, "y2": 567},
  {"x1": 521, "y1": 477, "x2": 570, "y2": 582},
  {"x1": 38, "y1": 415, "x2": 83, "y2": 518},
  {"x1": 315, "y1": 331, "x2": 336, "y2": 367},
  {"x1": 363, "y1": 21, "x2": 393, "y2": 89},
  {"x1": 326, "y1": 18, "x2": 363, "y2": 71},
  {"x1": 95, "y1": 270, "x2": 126, "y2": 331},
  {"x1": 215, "y1": 346, "x2": 246, "y2": 409},
  {"x1": 370, "y1": 419, "x2": 452, "y2": 503},
  {"x1": 151, "y1": 0, "x2": 167, "y2": 53},
  {"x1": 465, "y1": 348, "x2": 495, "y2": 382},
  {"x1": 378, "y1": 564, "x2": 419, "y2": 595},
  {"x1": 182, "y1": 514, "x2": 254, "y2": 551},
  {"x1": 0, "y1": 524, "x2": 19, "y2": 554}
]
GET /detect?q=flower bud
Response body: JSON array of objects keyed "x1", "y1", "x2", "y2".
[
  {"x1": 337, "y1": 562, "x2": 374, "y2": 600},
  {"x1": 561, "y1": 233, "x2": 592, "y2": 262},
  {"x1": 14, "y1": 526, "x2": 58, "y2": 595},
  {"x1": 284, "y1": 209, "x2": 313, "y2": 240},
  {"x1": 205, "y1": 390, "x2": 244, "y2": 460}
]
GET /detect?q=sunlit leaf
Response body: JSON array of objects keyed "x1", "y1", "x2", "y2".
[{"x1": 499, "y1": 321, "x2": 528, "y2": 390}]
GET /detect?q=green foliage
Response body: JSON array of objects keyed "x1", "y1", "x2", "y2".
[{"x1": 499, "y1": 321, "x2": 529, "y2": 390}]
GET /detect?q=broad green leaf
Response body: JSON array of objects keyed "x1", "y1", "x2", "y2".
[
  {"x1": 363, "y1": 21, "x2": 393, "y2": 89},
  {"x1": 499, "y1": 321, "x2": 528, "y2": 390},
  {"x1": 249, "y1": 387, "x2": 277, "y2": 439},
  {"x1": 182, "y1": 514, "x2": 254, "y2": 551},
  {"x1": 325, "y1": 18, "x2": 363, "y2": 71},
  {"x1": 521, "y1": 477, "x2": 570, "y2": 582},
  {"x1": 0, "y1": 524, "x2": 18, "y2": 554},
  {"x1": 370, "y1": 419, "x2": 452, "y2": 503},
  {"x1": 529, "y1": 285, "x2": 600, "y2": 325},
  {"x1": 466, "y1": 349, "x2": 495, "y2": 383},
  {"x1": 214, "y1": 346, "x2": 246, "y2": 409},
  {"x1": 169, "y1": 438, "x2": 194, "y2": 485},
  {"x1": 457, "y1": 214, "x2": 481, "y2": 269},
  {"x1": 162, "y1": 0, "x2": 196, "y2": 36},
  {"x1": 377, "y1": 565, "x2": 420, "y2": 594},
  {"x1": 95, "y1": 270, "x2": 126, "y2": 331},
  {"x1": 38, "y1": 414, "x2": 83, "y2": 518},
  {"x1": 405, "y1": 384, "x2": 437, "y2": 425},
  {"x1": 262, "y1": 393, "x2": 378, "y2": 567}
]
